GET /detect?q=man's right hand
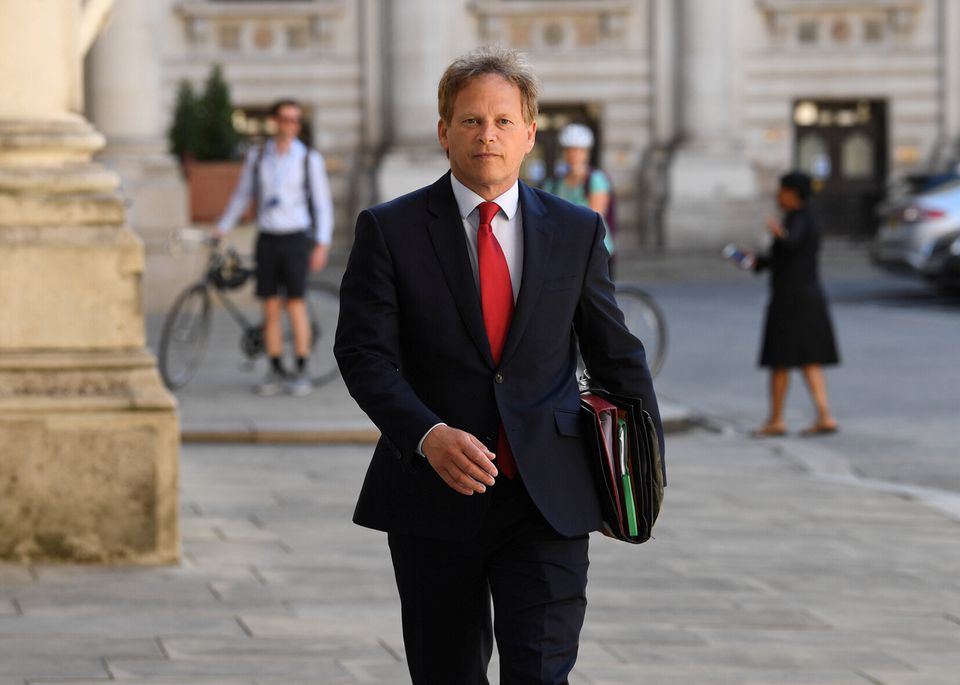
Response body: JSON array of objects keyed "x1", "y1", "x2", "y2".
[{"x1": 421, "y1": 425, "x2": 498, "y2": 496}]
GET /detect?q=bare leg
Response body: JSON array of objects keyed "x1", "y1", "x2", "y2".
[
  {"x1": 801, "y1": 364, "x2": 838, "y2": 431},
  {"x1": 755, "y1": 368, "x2": 789, "y2": 435},
  {"x1": 286, "y1": 298, "x2": 311, "y2": 359},
  {"x1": 263, "y1": 297, "x2": 284, "y2": 359}
]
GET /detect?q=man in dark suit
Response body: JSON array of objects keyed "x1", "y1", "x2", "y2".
[{"x1": 335, "y1": 46, "x2": 663, "y2": 685}]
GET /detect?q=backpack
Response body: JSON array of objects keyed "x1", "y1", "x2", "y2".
[{"x1": 585, "y1": 167, "x2": 616, "y2": 237}]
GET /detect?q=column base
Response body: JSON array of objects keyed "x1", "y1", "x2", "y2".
[
  {"x1": 0, "y1": 350, "x2": 179, "y2": 564},
  {"x1": 665, "y1": 147, "x2": 765, "y2": 248}
]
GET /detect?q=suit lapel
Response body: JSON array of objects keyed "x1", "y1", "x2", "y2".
[
  {"x1": 501, "y1": 182, "x2": 552, "y2": 365},
  {"x1": 425, "y1": 173, "x2": 495, "y2": 366}
]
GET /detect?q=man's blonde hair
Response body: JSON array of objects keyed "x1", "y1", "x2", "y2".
[{"x1": 437, "y1": 46, "x2": 540, "y2": 125}]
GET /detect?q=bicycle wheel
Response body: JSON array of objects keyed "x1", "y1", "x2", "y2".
[
  {"x1": 305, "y1": 280, "x2": 341, "y2": 387},
  {"x1": 158, "y1": 284, "x2": 212, "y2": 389},
  {"x1": 615, "y1": 285, "x2": 668, "y2": 377}
]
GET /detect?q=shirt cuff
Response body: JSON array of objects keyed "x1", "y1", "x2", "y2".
[{"x1": 416, "y1": 423, "x2": 447, "y2": 458}]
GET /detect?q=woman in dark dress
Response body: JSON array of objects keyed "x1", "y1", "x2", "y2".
[{"x1": 753, "y1": 172, "x2": 840, "y2": 436}]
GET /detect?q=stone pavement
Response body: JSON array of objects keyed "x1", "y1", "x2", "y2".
[{"x1": 1, "y1": 430, "x2": 959, "y2": 684}]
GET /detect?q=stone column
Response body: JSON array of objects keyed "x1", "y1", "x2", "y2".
[
  {"x1": 665, "y1": 0, "x2": 763, "y2": 248},
  {"x1": 86, "y1": 0, "x2": 191, "y2": 314},
  {"x1": 0, "y1": 0, "x2": 179, "y2": 563},
  {"x1": 375, "y1": 0, "x2": 470, "y2": 201}
]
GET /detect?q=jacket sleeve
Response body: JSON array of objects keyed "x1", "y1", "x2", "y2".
[
  {"x1": 334, "y1": 209, "x2": 442, "y2": 458},
  {"x1": 573, "y1": 214, "x2": 665, "y2": 462},
  {"x1": 753, "y1": 253, "x2": 771, "y2": 273}
]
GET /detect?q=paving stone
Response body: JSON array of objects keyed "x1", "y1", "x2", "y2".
[
  {"x1": 105, "y1": 655, "x2": 356, "y2": 681},
  {"x1": 28, "y1": 681, "x2": 253, "y2": 685},
  {"x1": 0, "y1": 655, "x2": 109, "y2": 679}
]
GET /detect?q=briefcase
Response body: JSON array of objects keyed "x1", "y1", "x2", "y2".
[{"x1": 580, "y1": 385, "x2": 664, "y2": 544}]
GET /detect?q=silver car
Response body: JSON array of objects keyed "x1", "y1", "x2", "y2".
[
  {"x1": 923, "y1": 229, "x2": 960, "y2": 289},
  {"x1": 872, "y1": 178, "x2": 960, "y2": 276}
]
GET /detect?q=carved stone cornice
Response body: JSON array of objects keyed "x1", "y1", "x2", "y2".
[{"x1": 471, "y1": 0, "x2": 635, "y2": 51}]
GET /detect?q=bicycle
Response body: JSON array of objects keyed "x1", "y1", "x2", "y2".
[
  {"x1": 613, "y1": 283, "x2": 668, "y2": 377},
  {"x1": 158, "y1": 231, "x2": 340, "y2": 390}
]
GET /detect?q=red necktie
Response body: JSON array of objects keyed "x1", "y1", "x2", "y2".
[{"x1": 477, "y1": 201, "x2": 517, "y2": 478}]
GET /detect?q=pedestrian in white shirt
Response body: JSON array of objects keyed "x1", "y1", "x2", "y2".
[{"x1": 214, "y1": 99, "x2": 334, "y2": 396}]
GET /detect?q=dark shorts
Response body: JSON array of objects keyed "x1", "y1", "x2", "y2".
[{"x1": 254, "y1": 231, "x2": 311, "y2": 299}]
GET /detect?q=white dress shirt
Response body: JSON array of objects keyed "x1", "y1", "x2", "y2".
[
  {"x1": 418, "y1": 173, "x2": 526, "y2": 455},
  {"x1": 449, "y1": 173, "x2": 524, "y2": 302},
  {"x1": 217, "y1": 138, "x2": 334, "y2": 245}
]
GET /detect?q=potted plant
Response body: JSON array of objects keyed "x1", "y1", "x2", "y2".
[{"x1": 169, "y1": 65, "x2": 250, "y2": 223}]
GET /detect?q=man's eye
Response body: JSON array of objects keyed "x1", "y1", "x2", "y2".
[
  {"x1": 499, "y1": 119, "x2": 512, "y2": 126},
  {"x1": 464, "y1": 118, "x2": 478, "y2": 125}
]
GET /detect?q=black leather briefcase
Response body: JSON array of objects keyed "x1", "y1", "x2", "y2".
[{"x1": 580, "y1": 384, "x2": 664, "y2": 544}]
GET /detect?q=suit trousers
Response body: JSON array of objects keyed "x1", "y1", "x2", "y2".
[{"x1": 387, "y1": 477, "x2": 590, "y2": 685}]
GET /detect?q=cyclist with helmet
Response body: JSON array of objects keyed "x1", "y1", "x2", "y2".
[{"x1": 543, "y1": 123, "x2": 616, "y2": 262}]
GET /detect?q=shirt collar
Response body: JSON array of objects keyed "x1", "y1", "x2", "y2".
[
  {"x1": 266, "y1": 137, "x2": 306, "y2": 157},
  {"x1": 449, "y1": 173, "x2": 520, "y2": 222}
]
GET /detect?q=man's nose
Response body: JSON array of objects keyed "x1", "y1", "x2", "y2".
[{"x1": 477, "y1": 122, "x2": 497, "y2": 143}]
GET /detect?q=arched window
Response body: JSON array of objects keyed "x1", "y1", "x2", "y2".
[
  {"x1": 842, "y1": 132, "x2": 874, "y2": 179},
  {"x1": 798, "y1": 133, "x2": 831, "y2": 179}
]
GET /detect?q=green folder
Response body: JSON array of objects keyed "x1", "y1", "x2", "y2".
[{"x1": 618, "y1": 418, "x2": 639, "y2": 537}]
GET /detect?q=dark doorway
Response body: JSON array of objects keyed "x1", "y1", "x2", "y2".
[
  {"x1": 792, "y1": 99, "x2": 887, "y2": 237},
  {"x1": 522, "y1": 103, "x2": 601, "y2": 187}
]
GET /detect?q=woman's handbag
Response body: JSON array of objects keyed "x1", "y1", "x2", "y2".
[{"x1": 580, "y1": 379, "x2": 664, "y2": 544}]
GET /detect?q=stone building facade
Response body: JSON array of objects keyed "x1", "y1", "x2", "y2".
[{"x1": 86, "y1": 0, "x2": 960, "y2": 258}]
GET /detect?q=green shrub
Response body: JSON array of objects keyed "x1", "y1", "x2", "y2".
[
  {"x1": 168, "y1": 80, "x2": 199, "y2": 160},
  {"x1": 168, "y1": 64, "x2": 241, "y2": 162}
]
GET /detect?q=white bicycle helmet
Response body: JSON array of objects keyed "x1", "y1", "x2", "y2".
[{"x1": 558, "y1": 123, "x2": 595, "y2": 149}]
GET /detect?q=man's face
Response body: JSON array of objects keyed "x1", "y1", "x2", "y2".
[
  {"x1": 272, "y1": 105, "x2": 302, "y2": 141},
  {"x1": 562, "y1": 146, "x2": 591, "y2": 172},
  {"x1": 438, "y1": 73, "x2": 536, "y2": 200}
]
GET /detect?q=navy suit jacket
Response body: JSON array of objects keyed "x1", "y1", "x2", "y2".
[{"x1": 334, "y1": 173, "x2": 663, "y2": 540}]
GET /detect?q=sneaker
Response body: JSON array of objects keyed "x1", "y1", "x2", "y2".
[
  {"x1": 255, "y1": 369, "x2": 286, "y2": 397},
  {"x1": 285, "y1": 371, "x2": 313, "y2": 397}
]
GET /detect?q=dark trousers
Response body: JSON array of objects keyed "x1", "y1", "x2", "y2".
[{"x1": 387, "y1": 478, "x2": 590, "y2": 685}]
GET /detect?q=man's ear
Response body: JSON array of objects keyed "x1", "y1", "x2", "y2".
[
  {"x1": 437, "y1": 119, "x2": 449, "y2": 153},
  {"x1": 525, "y1": 119, "x2": 537, "y2": 154}
]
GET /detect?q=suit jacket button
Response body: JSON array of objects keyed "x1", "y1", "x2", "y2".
[{"x1": 494, "y1": 372, "x2": 504, "y2": 384}]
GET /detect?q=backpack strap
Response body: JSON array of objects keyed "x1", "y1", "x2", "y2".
[
  {"x1": 583, "y1": 167, "x2": 616, "y2": 236},
  {"x1": 252, "y1": 143, "x2": 267, "y2": 224},
  {"x1": 304, "y1": 150, "x2": 317, "y2": 244}
]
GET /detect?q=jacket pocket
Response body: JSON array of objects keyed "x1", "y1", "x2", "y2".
[{"x1": 554, "y1": 409, "x2": 583, "y2": 438}]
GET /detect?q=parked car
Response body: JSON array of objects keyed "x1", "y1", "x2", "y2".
[
  {"x1": 923, "y1": 230, "x2": 960, "y2": 290},
  {"x1": 872, "y1": 178, "x2": 960, "y2": 277}
]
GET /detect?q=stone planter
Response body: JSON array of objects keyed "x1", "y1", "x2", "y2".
[{"x1": 183, "y1": 158, "x2": 252, "y2": 223}]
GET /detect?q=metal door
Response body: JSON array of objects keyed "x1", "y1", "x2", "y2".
[{"x1": 793, "y1": 99, "x2": 887, "y2": 236}]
